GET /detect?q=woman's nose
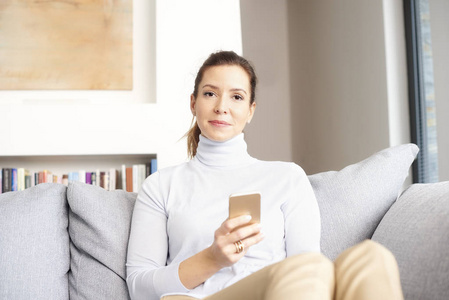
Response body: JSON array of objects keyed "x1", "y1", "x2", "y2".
[{"x1": 214, "y1": 97, "x2": 228, "y2": 114}]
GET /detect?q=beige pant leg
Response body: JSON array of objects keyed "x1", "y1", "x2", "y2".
[
  {"x1": 204, "y1": 252, "x2": 334, "y2": 300},
  {"x1": 334, "y1": 240, "x2": 404, "y2": 300}
]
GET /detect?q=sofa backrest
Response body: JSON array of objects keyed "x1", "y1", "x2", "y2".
[
  {"x1": 1, "y1": 143, "x2": 428, "y2": 300},
  {"x1": 0, "y1": 183, "x2": 69, "y2": 300},
  {"x1": 372, "y1": 182, "x2": 449, "y2": 300}
]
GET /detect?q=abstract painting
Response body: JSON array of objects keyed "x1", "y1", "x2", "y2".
[{"x1": 0, "y1": 0, "x2": 133, "y2": 90}]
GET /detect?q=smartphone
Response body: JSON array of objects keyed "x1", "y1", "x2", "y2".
[{"x1": 229, "y1": 192, "x2": 261, "y2": 224}]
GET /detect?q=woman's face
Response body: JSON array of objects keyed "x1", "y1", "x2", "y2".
[{"x1": 190, "y1": 65, "x2": 256, "y2": 142}]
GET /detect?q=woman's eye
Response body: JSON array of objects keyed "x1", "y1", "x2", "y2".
[
  {"x1": 204, "y1": 92, "x2": 215, "y2": 97},
  {"x1": 233, "y1": 95, "x2": 243, "y2": 101}
]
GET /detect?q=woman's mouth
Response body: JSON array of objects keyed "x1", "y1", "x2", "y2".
[{"x1": 209, "y1": 120, "x2": 231, "y2": 127}]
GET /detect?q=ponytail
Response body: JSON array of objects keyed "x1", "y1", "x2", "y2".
[{"x1": 186, "y1": 120, "x2": 201, "y2": 159}]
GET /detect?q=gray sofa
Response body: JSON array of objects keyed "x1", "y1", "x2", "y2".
[{"x1": 1, "y1": 144, "x2": 448, "y2": 300}]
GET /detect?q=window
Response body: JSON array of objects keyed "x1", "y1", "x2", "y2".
[{"x1": 404, "y1": 0, "x2": 441, "y2": 183}]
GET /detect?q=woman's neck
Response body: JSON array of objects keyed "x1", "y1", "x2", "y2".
[{"x1": 194, "y1": 133, "x2": 255, "y2": 168}]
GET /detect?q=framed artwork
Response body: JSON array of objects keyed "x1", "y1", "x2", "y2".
[{"x1": 0, "y1": 0, "x2": 133, "y2": 90}]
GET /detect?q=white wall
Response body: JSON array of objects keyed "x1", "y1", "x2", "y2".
[
  {"x1": 0, "y1": 0, "x2": 243, "y2": 172},
  {"x1": 429, "y1": 0, "x2": 449, "y2": 181}
]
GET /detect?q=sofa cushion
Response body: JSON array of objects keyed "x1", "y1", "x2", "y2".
[
  {"x1": 67, "y1": 181, "x2": 137, "y2": 300},
  {"x1": 372, "y1": 182, "x2": 449, "y2": 300},
  {"x1": 0, "y1": 183, "x2": 69, "y2": 300},
  {"x1": 308, "y1": 143, "x2": 419, "y2": 260}
]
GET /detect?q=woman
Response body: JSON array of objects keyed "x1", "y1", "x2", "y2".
[{"x1": 126, "y1": 51, "x2": 404, "y2": 300}]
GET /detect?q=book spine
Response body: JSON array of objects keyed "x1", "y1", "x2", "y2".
[
  {"x1": 96, "y1": 170, "x2": 100, "y2": 186},
  {"x1": 18, "y1": 168, "x2": 25, "y2": 191},
  {"x1": 145, "y1": 163, "x2": 151, "y2": 178},
  {"x1": 109, "y1": 168, "x2": 116, "y2": 191},
  {"x1": 121, "y1": 164, "x2": 126, "y2": 191},
  {"x1": 62, "y1": 174, "x2": 69, "y2": 186},
  {"x1": 72, "y1": 172, "x2": 79, "y2": 182},
  {"x1": 126, "y1": 167, "x2": 133, "y2": 192},
  {"x1": 3, "y1": 169, "x2": 11, "y2": 192},
  {"x1": 86, "y1": 172, "x2": 92, "y2": 185},
  {"x1": 11, "y1": 168, "x2": 18, "y2": 191},
  {"x1": 91, "y1": 172, "x2": 96, "y2": 186},
  {"x1": 151, "y1": 159, "x2": 157, "y2": 174},
  {"x1": 138, "y1": 164, "x2": 145, "y2": 191},
  {"x1": 132, "y1": 165, "x2": 138, "y2": 193},
  {"x1": 79, "y1": 170, "x2": 86, "y2": 184},
  {"x1": 104, "y1": 172, "x2": 109, "y2": 191},
  {"x1": 100, "y1": 172, "x2": 106, "y2": 190},
  {"x1": 25, "y1": 175, "x2": 31, "y2": 189},
  {"x1": 24, "y1": 170, "x2": 31, "y2": 189}
]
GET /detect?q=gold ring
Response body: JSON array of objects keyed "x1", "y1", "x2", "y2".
[{"x1": 234, "y1": 240, "x2": 244, "y2": 254}]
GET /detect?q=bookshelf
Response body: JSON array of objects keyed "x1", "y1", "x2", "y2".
[{"x1": 0, "y1": 154, "x2": 155, "y2": 178}]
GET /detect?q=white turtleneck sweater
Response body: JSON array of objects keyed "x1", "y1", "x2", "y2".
[{"x1": 126, "y1": 134, "x2": 321, "y2": 300}]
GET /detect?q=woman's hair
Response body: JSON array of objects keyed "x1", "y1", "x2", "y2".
[{"x1": 186, "y1": 50, "x2": 258, "y2": 158}]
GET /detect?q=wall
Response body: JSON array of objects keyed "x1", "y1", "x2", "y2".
[
  {"x1": 0, "y1": 0, "x2": 243, "y2": 171},
  {"x1": 242, "y1": 0, "x2": 410, "y2": 175},
  {"x1": 240, "y1": 0, "x2": 293, "y2": 162},
  {"x1": 429, "y1": 0, "x2": 449, "y2": 181}
]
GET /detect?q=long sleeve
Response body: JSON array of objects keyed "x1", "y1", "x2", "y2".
[
  {"x1": 126, "y1": 172, "x2": 189, "y2": 300},
  {"x1": 282, "y1": 163, "x2": 321, "y2": 256}
]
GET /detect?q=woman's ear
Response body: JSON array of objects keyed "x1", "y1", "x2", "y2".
[
  {"x1": 247, "y1": 102, "x2": 256, "y2": 124},
  {"x1": 190, "y1": 94, "x2": 196, "y2": 116}
]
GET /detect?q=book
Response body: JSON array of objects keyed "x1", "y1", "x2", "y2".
[
  {"x1": 95, "y1": 170, "x2": 100, "y2": 186},
  {"x1": 109, "y1": 168, "x2": 118, "y2": 190},
  {"x1": 132, "y1": 165, "x2": 139, "y2": 193},
  {"x1": 24, "y1": 169, "x2": 31, "y2": 188},
  {"x1": 25, "y1": 172, "x2": 31, "y2": 189},
  {"x1": 34, "y1": 172, "x2": 39, "y2": 186},
  {"x1": 151, "y1": 159, "x2": 157, "y2": 174},
  {"x1": 45, "y1": 170, "x2": 53, "y2": 183},
  {"x1": 100, "y1": 172, "x2": 109, "y2": 190},
  {"x1": 11, "y1": 168, "x2": 18, "y2": 191},
  {"x1": 138, "y1": 164, "x2": 145, "y2": 191},
  {"x1": 79, "y1": 170, "x2": 86, "y2": 184},
  {"x1": 126, "y1": 167, "x2": 133, "y2": 192},
  {"x1": 62, "y1": 174, "x2": 69, "y2": 186},
  {"x1": 121, "y1": 164, "x2": 126, "y2": 191},
  {"x1": 91, "y1": 172, "x2": 97, "y2": 186},
  {"x1": 86, "y1": 172, "x2": 92, "y2": 185},
  {"x1": 1, "y1": 168, "x2": 10, "y2": 193},
  {"x1": 145, "y1": 163, "x2": 151, "y2": 178},
  {"x1": 18, "y1": 168, "x2": 25, "y2": 191}
]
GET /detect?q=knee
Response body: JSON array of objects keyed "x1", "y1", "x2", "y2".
[
  {"x1": 356, "y1": 240, "x2": 396, "y2": 262},
  {"x1": 270, "y1": 252, "x2": 334, "y2": 279},
  {"x1": 335, "y1": 239, "x2": 397, "y2": 269}
]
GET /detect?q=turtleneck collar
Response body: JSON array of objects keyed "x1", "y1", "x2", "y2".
[{"x1": 194, "y1": 133, "x2": 256, "y2": 168}]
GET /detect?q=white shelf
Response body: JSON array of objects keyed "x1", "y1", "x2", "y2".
[{"x1": 0, "y1": 154, "x2": 156, "y2": 179}]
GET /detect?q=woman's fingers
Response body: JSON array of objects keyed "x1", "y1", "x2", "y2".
[
  {"x1": 239, "y1": 230, "x2": 265, "y2": 252},
  {"x1": 216, "y1": 215, "x2": 252, "y2": 236},
  {"x1": 229, "y1": 222, "x2": 262, "y2": 243}
]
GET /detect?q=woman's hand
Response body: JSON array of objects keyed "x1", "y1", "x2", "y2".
[
  {"x1": 206, "y1": 215, "x2": 265, "y2": 268},
  {"x1": 179, "y1": 215, "x2": 264, "y2": 289}
]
